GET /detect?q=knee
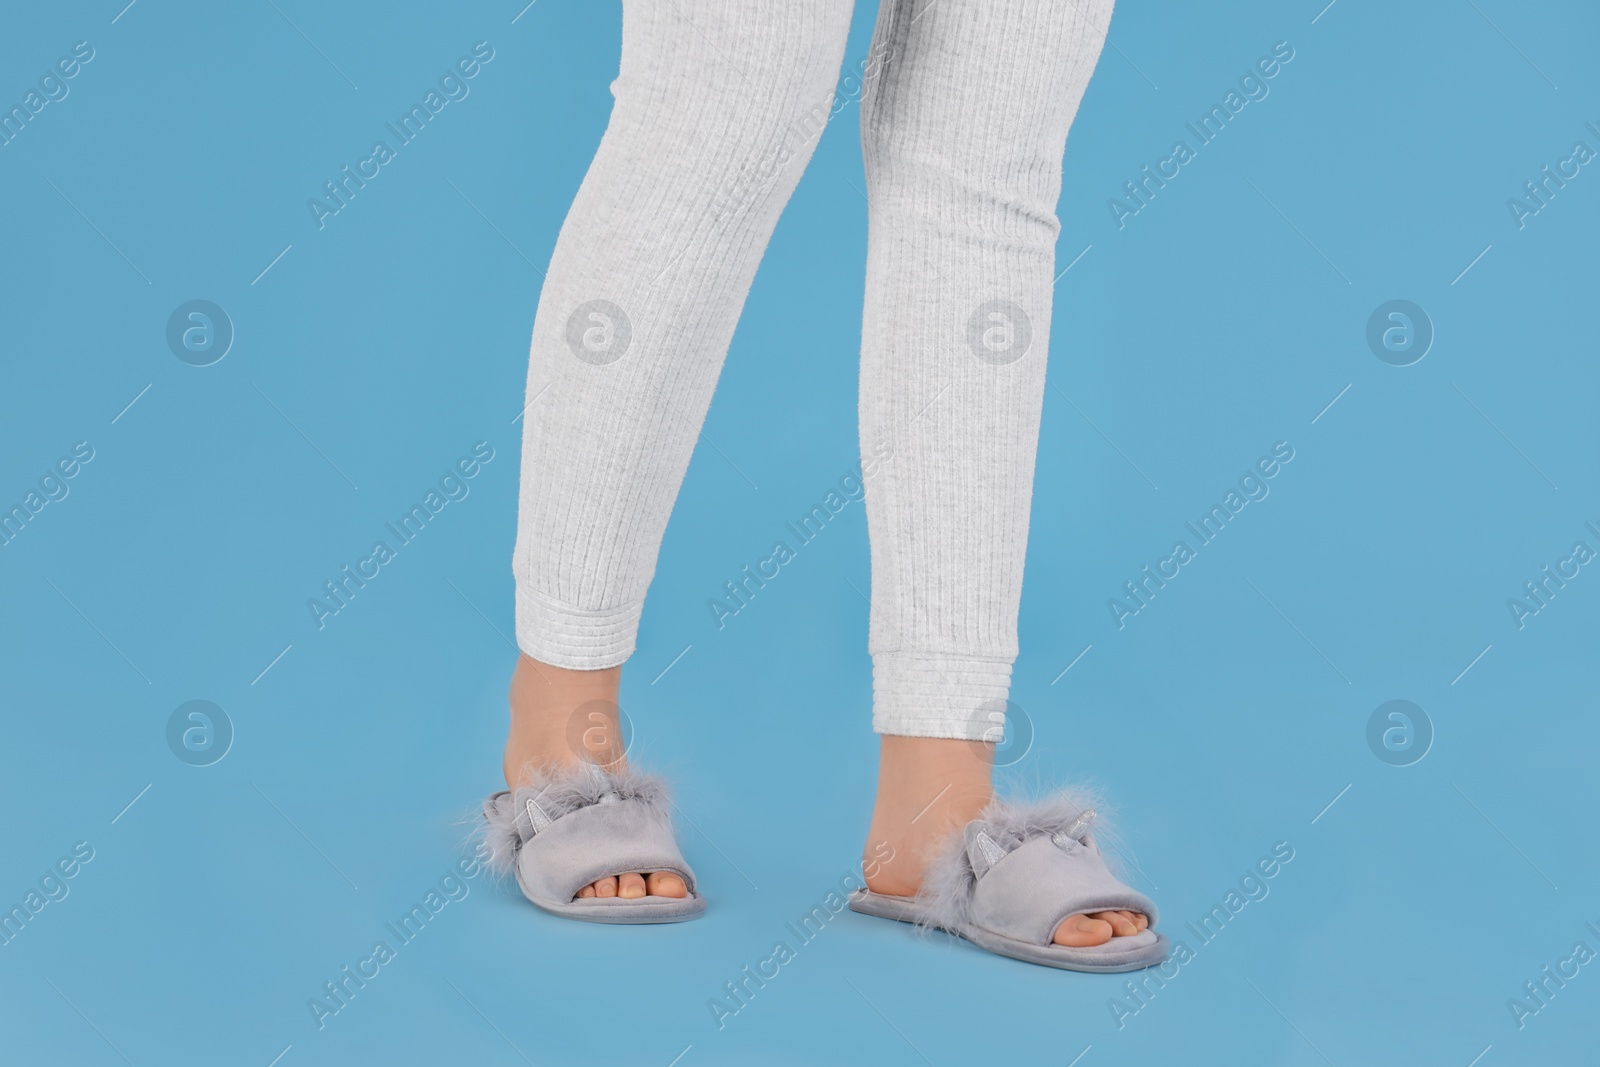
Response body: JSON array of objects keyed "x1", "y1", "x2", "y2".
[
  {"x1": 858, "y1": 13, "x2": 1094, "y2": 232},
  {"x1": 862, "y1": 90, "x2": 1068, "y2": 232},
  {"x1": 609, "y1": 1, "x2": 852, "y2": 195}
]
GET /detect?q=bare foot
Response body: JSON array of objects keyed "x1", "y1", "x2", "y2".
[
  {"x1": 862, "y1": 735, "x2": 1145, "y2": 947},
  {"x1": 505, "y1": 654, "x2": 685, "y2": 901}
]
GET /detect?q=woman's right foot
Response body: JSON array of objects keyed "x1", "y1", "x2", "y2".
[{"x1": 505, "y1": 654, "x2": 686, "y2": 901}]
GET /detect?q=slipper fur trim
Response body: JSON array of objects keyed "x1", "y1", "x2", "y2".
[
  {"x1": 480, "y1": 762, "x2": 672, "y2": 877},
  {"x1": 913, "y1": 785, "x2": 1112, "y2": 936}
]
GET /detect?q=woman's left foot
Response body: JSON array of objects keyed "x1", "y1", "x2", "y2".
[{"x1": 862, "y1": 736, "x2": 1147, "y2": 947}]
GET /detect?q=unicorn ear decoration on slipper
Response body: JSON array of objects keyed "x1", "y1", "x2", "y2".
[
  {"x1": 849, "y1": 788, "x2": 1167, "y2": 973},
  {"x1": 480, "y1": 761, "x2": 706, "y2": 925}
]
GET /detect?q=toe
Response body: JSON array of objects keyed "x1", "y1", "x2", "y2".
[
  {"x1": 1092, "y1": 910, "x2": 1140, "y2": 937},
  {"x1": 593, "y1": 876, "x2": 618, "y2": 898},
  {"x1": 575, "y1": 884, "x2": 596, "y2": 899},
  {"x1": 617, "y1": 873, "x2": 647, "y2": 899},
  {"x1": 1053, "y1": 913, "x2": 1114, "y2": 947},
  {"x1": 646, "y1": 872, "x2": 688, "y2": 898},
  {"x1": 1131, "y1": 911, "x2": 1149, "y2": 933}
]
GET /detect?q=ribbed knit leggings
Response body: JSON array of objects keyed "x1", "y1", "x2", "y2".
[{"x1": 513, "y1": 0, "x2": 1112, "y2": 739}]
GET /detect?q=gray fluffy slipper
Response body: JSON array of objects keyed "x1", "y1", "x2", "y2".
[
  {"x1": 481, "y1": 762, "x2": 706, "y2": 924},
  {"x1": 848, "y1": 790, "x2": 1166, "y2": 972}
]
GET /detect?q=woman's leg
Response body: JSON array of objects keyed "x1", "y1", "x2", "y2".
[
  {"x1": 509, "y1": 0, "x2": 854, "y2": 897},
  {"x1": 855, "y1": 0, "x2": 1140, "y2": 944}
]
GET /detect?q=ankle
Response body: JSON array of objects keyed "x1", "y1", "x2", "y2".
[
  {"x1": 875, "y1": 736, "x2": 994, "y2": 822},
  {"x1": 504, "y1": 655, "x2": 626, "y2": 787},
  {"x1": 863, "y1": 735, "x2": 994, "y2": 897}
]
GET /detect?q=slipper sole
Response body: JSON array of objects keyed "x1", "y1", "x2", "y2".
[{"x1": 848, "y1": 889, "x2": 1168, "y2": 973}]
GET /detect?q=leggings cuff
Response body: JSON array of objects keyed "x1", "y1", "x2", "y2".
[
  {"x1": 514, "y1": 587, "x2": 641, "y2": 670},
  {"x1": 871, "y1": 651, "x2": 1013, "y2": 740}
]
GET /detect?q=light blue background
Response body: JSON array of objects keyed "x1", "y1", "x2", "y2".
[{"x1": 2, "y1": 1, "x2": 1596, "y2": 1064}]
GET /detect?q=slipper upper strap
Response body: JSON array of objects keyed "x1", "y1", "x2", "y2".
[
  {"x1": 517, "y1": 797, "x2": 696, "y2": 903},
  {"x1": 967, "y1": 828, "x2": 1158, "y2": 947},
  {"x1": 484, "y1": 770, "x2": 697, "y2": 905}
]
